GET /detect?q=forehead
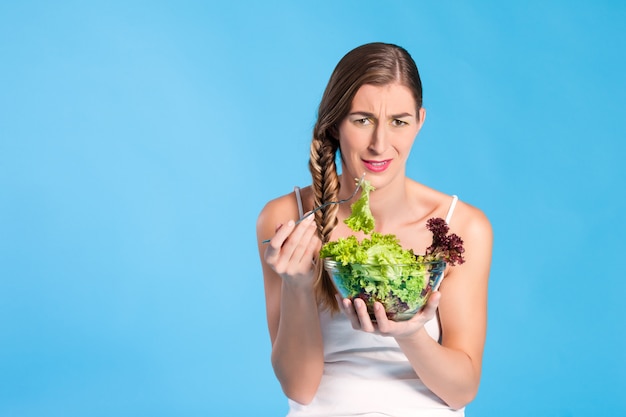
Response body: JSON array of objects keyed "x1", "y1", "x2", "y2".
[{"x1": 350, "y1": 83, "x2": 417, "y2": 113}]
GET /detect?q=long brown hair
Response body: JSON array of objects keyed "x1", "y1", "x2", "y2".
[{"x1": 309, "y1": 42, "x2": 424, "y2": 311}]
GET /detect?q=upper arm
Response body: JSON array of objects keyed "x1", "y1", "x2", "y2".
[
  {"x1": 437, "y1": 204, "x2": 493, "y2": 374},
  {"x1": 256, "y1": 194, "x2": 300, "y2": 344}
]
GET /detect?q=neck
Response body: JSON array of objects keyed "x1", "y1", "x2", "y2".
[
  {"x1": 339, "y1": 174, "x2": 413, "y2": 229},
  {"x1": 368, "y1": 179, "x2": 409, "y2": 221}
]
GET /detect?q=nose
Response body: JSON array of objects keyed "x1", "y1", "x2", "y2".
[{"x1": 368, "y1": 123, "x2": 388, "y2": 155}]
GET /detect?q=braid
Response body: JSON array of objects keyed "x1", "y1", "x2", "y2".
[{"x1": 309, "y1": 133, "x2": 341, "y2": 312}]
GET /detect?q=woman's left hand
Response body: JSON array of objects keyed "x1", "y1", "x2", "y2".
[{"x1": 338, "y1": 291, "x2": 441, "y2": 339}]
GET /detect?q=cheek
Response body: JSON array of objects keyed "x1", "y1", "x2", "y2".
[
  {"x1": 391, "y1": 136, "x2": 417, "y2": 158},
  {"x1": 339, "y1": 123, "x2": 372, "y2": 142},
  {"x1": 338, "y1": 129, "x2": 361, "y2": 151},
  {"x1": 400, "y1": 139, "x2": 416, "y2": 153}
]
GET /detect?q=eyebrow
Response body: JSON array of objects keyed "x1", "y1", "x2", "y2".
[{"x1": 348, "y1": 111, "x2": 415, "y2": 119}]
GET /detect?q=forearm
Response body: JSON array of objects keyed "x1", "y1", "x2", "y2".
[
  {"x1": 396, "y1": 329, "x2": 481, "y2": 410},
  {"x1": 271, "y1": 282, "x2": 324, "y2": 404}
]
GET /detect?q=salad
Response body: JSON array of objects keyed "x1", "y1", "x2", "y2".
[{"x1": 320, "y1": 178, "x2": 465, "y2": 320}]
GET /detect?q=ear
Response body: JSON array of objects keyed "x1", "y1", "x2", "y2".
[
  {"x1": 414, "y1": 107, "x2": 426, "y2": 134},
  {"x1": 418, "y1": 107, "x2": 426, "y2": 126}
]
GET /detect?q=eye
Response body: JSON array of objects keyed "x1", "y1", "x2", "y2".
[
  {"x1": 355, "y1": 117, "x2": 372, "y2": 126},
  {"x1": 391, "y1": 119, "x2": 408, "y2": 127}
]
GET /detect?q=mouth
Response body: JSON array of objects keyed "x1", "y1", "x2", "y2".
[{"x1": 362, "y1": 159, "x2": 391, "y2": 173}]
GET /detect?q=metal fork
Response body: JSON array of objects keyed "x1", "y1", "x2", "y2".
[{"x1": 262, "y1": 173, "x2": 366, "y2": 244}]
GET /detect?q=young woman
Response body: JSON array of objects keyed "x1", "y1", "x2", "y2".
[{"x1": 256, "y1": 42, "x2": 493, "y2": 416}]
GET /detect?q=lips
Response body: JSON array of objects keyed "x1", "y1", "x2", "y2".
[{"x1": 363, "y1": 159, "x2": 391, "y2": 173}]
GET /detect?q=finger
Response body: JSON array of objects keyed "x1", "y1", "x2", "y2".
[
  {"x1": 269, "y1": 216, "x2": 306, "y2": 259},
  {"x1": 302, "y1": 232, "x2": 321, "y2": 267},
  {"x1": 419, "y1": 291, "x2": 441, "y2": 321},
  {"x1": 354, "y1": 298, "x2": 376, "y2": 333},
  {"x1": 276, "y1": 220, "x2": 317, "y2": 276},
  {"x1": 287, "y1": 215, "x2": 318, "y2": 266},
  {"x1": 264, "y1": 220, "x2": 296, "y2": 261},
  {"x1": 337, "y1": 295, "x2": 361, "y2": 330},
  {"x1": 372, "y1": 302, "x2": 392, "y2": 333},
  {"x1": 304, "y1": 217, "x2": 321, "y2": 258}
]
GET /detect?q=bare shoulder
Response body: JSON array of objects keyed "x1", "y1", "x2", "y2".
[
  {"x1": 451, "y1": 199, "x2": 493, "y2": 246},
  {"x1": 445, "y1": 198, "x2": 493, "y2": 282},
  {"x1": 256, "y1": 188, "x2": 308, "y2": 243}
]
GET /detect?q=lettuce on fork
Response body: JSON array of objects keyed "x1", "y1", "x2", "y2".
[{"x1": 343, "y1": 179, "x2": 376, "y2": 234}]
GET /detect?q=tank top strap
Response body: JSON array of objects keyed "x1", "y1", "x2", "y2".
[
  {"x1": 294, "y1": 186, "x2": 304, "y2": 218},
  {"x1": 445, "y1": 195, "x2": 459, "y2": 225}
]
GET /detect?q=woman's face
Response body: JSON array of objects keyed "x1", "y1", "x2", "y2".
[{"x1": 337, "y1": 82, "x2": 425, "y2": 189}]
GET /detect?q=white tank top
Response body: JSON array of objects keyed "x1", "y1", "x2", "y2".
[{"x1": 287, "y1": 190, "x2": 463, "y2": 416}]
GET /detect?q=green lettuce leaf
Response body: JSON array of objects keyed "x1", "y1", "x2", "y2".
[
  {"x1": 320, "y1": 233, "x2": 427, "y2": 310},
  {"x1": 344, "y1": 179, "x2": 376, "y2": 234}
]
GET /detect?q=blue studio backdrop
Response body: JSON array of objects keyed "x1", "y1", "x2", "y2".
[{"x1": 1, "y1": 1, "x2": 625, "y2": 416}]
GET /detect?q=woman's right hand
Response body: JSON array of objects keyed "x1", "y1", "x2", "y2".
[{"x1": 263, "y1": 214, "x2": 321, "y2": 289}]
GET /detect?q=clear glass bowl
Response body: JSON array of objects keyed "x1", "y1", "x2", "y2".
[{"x1": 323, "y1": 258, "x2": 446, "y2": 321}]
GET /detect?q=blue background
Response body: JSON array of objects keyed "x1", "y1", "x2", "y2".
[{"x1": 1, "y1": 1, "x2": 625, "y2": 416}]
